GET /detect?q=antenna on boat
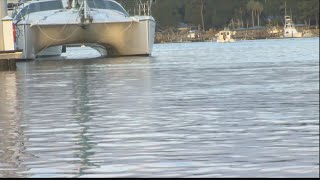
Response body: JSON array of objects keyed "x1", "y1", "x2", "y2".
[{"x1": 284, "y1": 0, "x2": 287, "y2": 17}]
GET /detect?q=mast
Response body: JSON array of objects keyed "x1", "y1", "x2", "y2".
[{"x1": 74, "y1": 0, "x2": 91, "y2": 24}]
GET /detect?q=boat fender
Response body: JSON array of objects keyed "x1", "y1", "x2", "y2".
[{"x1": 13, "y1": 23, "x2": 16, "y2": 43}]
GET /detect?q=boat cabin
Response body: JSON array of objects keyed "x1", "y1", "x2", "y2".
[
  {"x1": 12, "y1": 0, "x2": 129, "y2": 22},
  {"x1": 12, "y1": 0, "x2": 64, "y2": 22}
]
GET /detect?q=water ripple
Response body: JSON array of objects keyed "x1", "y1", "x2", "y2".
[{"x1": 0, "y1": 38, "x2": 319, "y2": 178}]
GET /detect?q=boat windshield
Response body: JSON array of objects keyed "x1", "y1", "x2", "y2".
[
  {"x1": 87, "y1": 0, "x2": 129, "y2": 16},
  {"x1": 13, "y1": 0, "x2": 63, "y2": 21}
]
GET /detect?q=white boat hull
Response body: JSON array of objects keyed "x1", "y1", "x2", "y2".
[
  {"x1": 217, "y1": 39, "x2": 235, "y2": 43},
  {"x1": 17, "y1": 18, "x2": 155, "y2": 59},
  {"x1": 37, "y1": 19, "x2": 154, "y2": 57},
  {"x1": 284, "y1": 30, "x2": 303, "y2": 38}
]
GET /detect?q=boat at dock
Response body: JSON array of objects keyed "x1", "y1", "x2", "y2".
[
  {"x1": 281, "y1": 0, "x2": 310, "y2": 39},
  {"x1": 283, "y1": 16, "x2": 302, "y2": 38},
  {"x1": 11, "y1": 0, "x2": 156, "y2": 59},
  {"x1": 215, "y1": 29, "x2": 236, "y2": 43}
]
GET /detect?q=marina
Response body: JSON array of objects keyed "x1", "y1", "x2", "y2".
[{"x1": 0, "y1": 0, "x2": 319, "y2": 178}]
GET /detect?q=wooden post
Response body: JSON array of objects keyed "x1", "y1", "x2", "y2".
[
  {"x1": 0, "y1": 51, "x2": 22, "y2": 71},
  {"x1": 0, "y1": 59, "x2": 16, "y2": 71},
  {"x1": 0, "y1": 0, "x2": 8, "y2": 51}
]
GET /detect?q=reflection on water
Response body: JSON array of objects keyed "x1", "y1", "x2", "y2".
[
  {"x1": 0, "y1": 39, "x2": 319, "y2": 177},
  {"x1": 0, "y1": 72, "x2": 27, "y2": 178}
]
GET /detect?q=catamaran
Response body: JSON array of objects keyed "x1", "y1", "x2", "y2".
[{"x1": 11, "y1": 0, "x2": 156, "y2": 59}]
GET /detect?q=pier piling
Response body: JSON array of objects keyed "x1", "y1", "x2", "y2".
[
  {"x1": 0, "y1": 0, "x2": 22, "y2": 71},
  {"x1": 0, "y1": 50, "x2": 22, "y2": 71}
]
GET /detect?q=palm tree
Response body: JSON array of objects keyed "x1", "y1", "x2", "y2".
[
  {"x1": 247, "y1": 0, "x2": 256, "y2": 27},
  {"x1": 239, "y1": 7, "x2": 245, "y2": 28},
  {"x1": 255, "y1": 1, "x2": 264, "y2": 26}
]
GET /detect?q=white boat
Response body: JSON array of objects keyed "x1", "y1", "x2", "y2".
[
  {"x1": 11, "y1": 0, "x2": 156, "y2": 59},
  {"x1": 282, "y1": 0, "x2": 302, "y2": 38},
  {"x1": 283, "y1": 16, "x2": 302, "y2": 38},
  {"x1": 215, "y1": 30, "x2": 236, "y2": 43}
]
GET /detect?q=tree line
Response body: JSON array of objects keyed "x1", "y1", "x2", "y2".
[{"x1": 117, "y1": 0, "x2": 319, "y2": 31}]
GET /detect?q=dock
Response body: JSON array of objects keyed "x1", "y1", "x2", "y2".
[
  {"x1": 0, "y1": 0, "x2": 22, "y2": 71},
  {"x1": 0, "y1": 50, "x2": 22, "y2": 71}
]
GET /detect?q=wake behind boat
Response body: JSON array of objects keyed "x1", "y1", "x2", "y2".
[{"x1": 12, "y1": 0, "x2": 156, "y2": 59}]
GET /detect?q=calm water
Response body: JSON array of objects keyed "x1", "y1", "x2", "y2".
[{"x1": 0, "y1": 38, "x2": 319, "y2": 178}]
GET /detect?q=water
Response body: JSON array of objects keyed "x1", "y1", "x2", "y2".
[{"x1": 0, "y1": 38, "x2": 319, "y2": 178}]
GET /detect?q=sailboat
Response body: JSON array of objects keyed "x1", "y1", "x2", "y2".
[{"x1": 11, "y1": 0, "x2": 156, "y2": 59}]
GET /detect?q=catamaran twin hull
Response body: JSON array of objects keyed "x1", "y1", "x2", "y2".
[{"x1": 17, "y1": 17, "x2": 155, "y2": 59}]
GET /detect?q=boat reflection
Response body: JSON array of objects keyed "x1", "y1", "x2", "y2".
[
  {"x1": 0, "y1": 72, "x2": 29, "y2": 178},
  {"x1": 10, "y1": 53, "x2": 153, "y2": 177}
]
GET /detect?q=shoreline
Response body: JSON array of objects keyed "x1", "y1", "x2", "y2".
[
  {"x1": 154, "y1": 36, "x2": 319, "y2": 44},
  {"x1": 154, "y1": 27, "x2": 320, "y2": 44}
]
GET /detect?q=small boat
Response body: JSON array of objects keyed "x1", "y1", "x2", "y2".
[
  {"x1": 283, "y1": 16, "x2": 302, "y2": 38},
  {"x1": 215, "y1": 29, "x2": 236, "y2": 43},
  {"x1": 11, "y1": 0, "x2": 156, "y2": 59},
  {"x1": 282, "y1": 0, "x2": 302, "y2": 38}
]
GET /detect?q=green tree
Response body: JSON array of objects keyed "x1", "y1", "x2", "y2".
[
  {"x1": 247, "y1": 0, "x2": 256, "y2": 27},
  {"x1": 116, "y1": 0, "x2": 319, "y2": 29},
  {"x1": 151, "y1": 0, "x2": 182, "y2": 28},
  {"x1": 299, "y1": 0, "x2": 319, "y2": 26},
  {"x1": 184, "y1": 0, "x2": 207, "y2": 30},
  {"x1": 199, "y1": 0, "x2": 206, "y2": 31},
  {"x1": 255, "y1": 1, "x2": 264, "y2": 26}
]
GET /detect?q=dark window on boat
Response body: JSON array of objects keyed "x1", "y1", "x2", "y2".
[
  {"x1": 87, "y1": 0, "x2": 129, "y2": 16},
  {"x1": 14, "y1": 0, "x2": 63, "y2": 21}
]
